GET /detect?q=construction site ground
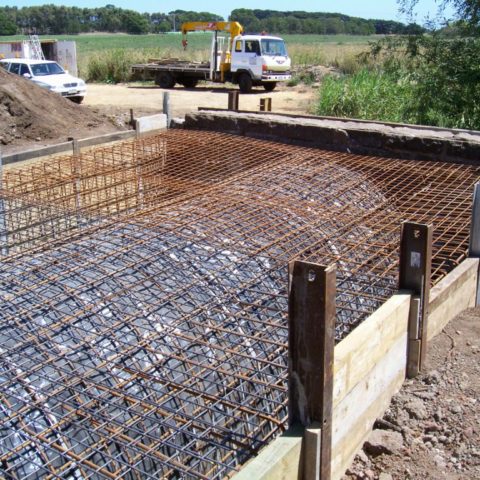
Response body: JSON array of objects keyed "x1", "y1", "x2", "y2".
[
  {"x1": 343, "y1": 307, "x2": 480, "y2": 480},
  {"x1": 1, "y1": 71, "x2": 478, "y2": 479},
  {"x1": 0, "y1": 69, "x2": 129, "y2": 155},
  {"x1": 84, "y1": 82, "x2": 316, "y2": 120},
  {"x1": 1, "y1": 75, "x2": 315, "y2": 155}
]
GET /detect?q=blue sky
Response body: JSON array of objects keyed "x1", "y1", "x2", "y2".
[{"x1": 2, "y1": 0, "x2": 454, "y2": 25}]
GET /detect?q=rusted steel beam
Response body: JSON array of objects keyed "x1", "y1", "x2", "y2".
[
  {"x1": 289, "y1": 260, "x2": 336, "y2": 480},
  {"x1": 399, "y1": 222, "x2": 433, "y2": 376}
]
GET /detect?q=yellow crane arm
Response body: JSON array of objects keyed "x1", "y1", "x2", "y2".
[{"x1": 181, "y1": 21, "x2": 243, "y2": 49}]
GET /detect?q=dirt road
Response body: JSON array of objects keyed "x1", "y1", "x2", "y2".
[{"x1": 84, "y1": 82, "x2": 316, "y2": 119}]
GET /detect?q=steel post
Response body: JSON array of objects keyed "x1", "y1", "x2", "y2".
[
  {"x1": 289, "y1": 260, "x2": 335, "y2": 480},
  {"x1": 228, "y1": 91, "x2": 239, "y2": 111},
  {"x1": 399, "y1": 222, "x2": 433, "y2": 376}
]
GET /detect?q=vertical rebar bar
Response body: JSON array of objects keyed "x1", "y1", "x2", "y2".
[{"x1": 0, "y1": 146, "x2": 7, "y2": 256}]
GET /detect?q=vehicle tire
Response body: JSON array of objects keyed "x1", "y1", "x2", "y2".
[
  {"x1": 69, "y1": 96, "x2": 84, "y2": 104},
  {"x1": 155, "y1": 72, "x2": 175, "y2": 89},
  {"x1": 181, "y1": 78, "x2": 198, "y2": 89},
  {"x1": 263, "y1": 82, "x2": 277, "y2": 92},
  {"x1": 238, "y1": 73, "x2": 253, "y2": 93}
]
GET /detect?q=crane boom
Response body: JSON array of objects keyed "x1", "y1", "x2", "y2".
[{"x1": 181, "y1": 21, "x2": 243, "y2": 50}]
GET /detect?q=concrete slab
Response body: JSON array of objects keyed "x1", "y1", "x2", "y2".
[{"x1": 135, "y1": 114, "x2": 168, "y2": 134}]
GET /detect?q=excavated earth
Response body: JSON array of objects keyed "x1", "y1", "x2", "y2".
[
  {"x1": 0, "y1": 68, "x2": 125, "y2": 154},
  {"x1": 343, "y1": 307, "x2": 480, "y2": 480}
]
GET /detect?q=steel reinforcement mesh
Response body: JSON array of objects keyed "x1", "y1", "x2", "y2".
[{"x1": 0, "y1": 130, "x2": 478, "y2": 479}]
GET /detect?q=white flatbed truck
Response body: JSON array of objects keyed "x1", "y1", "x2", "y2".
[{"x1": 131, "y1": 21, "x2": 291, "y2": 93}]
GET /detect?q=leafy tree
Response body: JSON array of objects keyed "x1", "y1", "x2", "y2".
[
  {"x1": 122, "y1": 10, "x2": 149, "y2": 34},
  {"x1": 230, "y1": 9, "x2": 419, "y2": 34},
  {"x1": 0, "y1": 11, "x2": 16, "y2": 35},
  {"x1": 398, "y1": 0, "x2": 479, "y2": 32}
]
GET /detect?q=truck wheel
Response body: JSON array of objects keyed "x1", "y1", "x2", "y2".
[
  {"x1": 263, "y1": 82, "x2": 277, "y2": 92},
  {"x1": 181, "y1": 78, "x2": 198, "y2": 89},
  {"x1": 238, "y1": 73, "x2": 253, "y2": 93},
  {"x1": 155, "y1": 72, "x2": 175, "y2": 89}
]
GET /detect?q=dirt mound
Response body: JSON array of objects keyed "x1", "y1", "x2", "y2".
[{"x1": 0, "y1": 68, "x2": 125, "y2": 152}]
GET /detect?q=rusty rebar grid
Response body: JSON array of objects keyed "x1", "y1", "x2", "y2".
[{"x1": 0, "y1": 130, "x2": 478, "y2": 479}]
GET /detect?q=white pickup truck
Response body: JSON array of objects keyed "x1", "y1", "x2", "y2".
[
  {"x1": 132, "y1": 22, "x2": 291, "y2": 93},
  {"x1": 0, "y1": 58, "x2": 86, "y2": 103}
]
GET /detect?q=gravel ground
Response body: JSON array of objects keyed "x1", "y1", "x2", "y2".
[{"x1": 343, "y1": 307, "x2": 480, "y2": 480}]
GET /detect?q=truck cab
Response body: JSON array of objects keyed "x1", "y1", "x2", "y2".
[{"x1": 230, "y1": 35, "x2": 291, "y2": 92}]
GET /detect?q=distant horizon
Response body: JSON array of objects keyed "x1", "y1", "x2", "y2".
[{"x1": 3, "y1": 1, "x2": 456, "y2": 26}]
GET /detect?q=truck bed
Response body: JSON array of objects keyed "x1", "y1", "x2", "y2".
[{"x1": 131, "y1": 61, "x2": 211, "y2": 81}]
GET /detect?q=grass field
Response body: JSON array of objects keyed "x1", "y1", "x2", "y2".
[{"x1": 2, "y1": 33, "x2": 378, "y2": 79}]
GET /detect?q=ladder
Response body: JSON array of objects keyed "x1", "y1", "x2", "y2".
[{"x1": 29, "y1": 34, "x2": 45, "y2": 60}]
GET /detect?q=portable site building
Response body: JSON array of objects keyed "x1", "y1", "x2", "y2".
[{"x1": 0, "y1": 38, "x2": 78, "y2": 75}]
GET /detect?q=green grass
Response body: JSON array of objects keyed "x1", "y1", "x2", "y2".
[{"x1": 1, "y1": 32, "x2": 379, "y2": 81}]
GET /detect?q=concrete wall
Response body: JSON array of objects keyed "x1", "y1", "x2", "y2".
[
  {"x1": 184, "y1": 111, "x2": 480, "y2": 165},
  {"x1": 232, "y1": 257, "x2": 479, "y2": 479},
  {"x1": 135, "y1": 114, "x2": 168, "y2": 135}
]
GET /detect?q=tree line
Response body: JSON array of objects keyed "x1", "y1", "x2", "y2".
[
  {"x1": 229, "y1": 9, "x2": 424, "y2": 35},
  {"x1": 0, "y1": 6, "x2": 222, "y2": 35},
  {"x1": 0, "y1": 5, "x2": 423, "y2": 36}
]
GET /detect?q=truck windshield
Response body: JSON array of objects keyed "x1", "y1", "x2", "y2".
[
  {"x1": 31, "y1": 62, "x2": 65, "y2": 76},
  {"x1": 261, "y1": 39, "x2": 287, "y2": 56}
]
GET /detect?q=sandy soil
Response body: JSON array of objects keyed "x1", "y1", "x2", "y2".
[
  {"x1": 0, "y1": 70, "x2": 125, "y2": 155},
  {"x1": 84, "y1": 82, "x2": 316, "y2": 119},
  {"x1": 1, "y1": 77, "x2": 315, "y2": 155}
]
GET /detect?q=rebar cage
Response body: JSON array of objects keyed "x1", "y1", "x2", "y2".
[{"x1": 0, "y1": 130, "x2": 478, "y2": 479}]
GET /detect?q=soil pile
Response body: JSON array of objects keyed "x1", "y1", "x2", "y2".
[{"x1": 0, "y1": 68, "x2": 125, "y2": 152}]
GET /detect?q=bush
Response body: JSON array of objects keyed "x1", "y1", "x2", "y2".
[
  {"x1": 315, "y1": 69, "x2": 416, "y2": 123},
  {"x1": 406, "y1": 37, "x2": 480, "y2": 129},
  {"x1": 85, "y1": 50, "x2": 135, "y2": 83},
  {"x1": 316, "y1": 37, "x2": 480, "y2": 129}
]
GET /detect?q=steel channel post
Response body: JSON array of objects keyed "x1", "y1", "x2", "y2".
[
  {"x1": 399, "y1": 222, "x2": 433, "y2": 377},
  {"x1": 163, "y1": 92, "x2": 171, "y2": 127},
  {"x1": 260, "y1": 98, "x2": 272, "y2": 112},
  {"x1": 0, "y1": 147, "x2": 7, "y2": 256},
  {"x1": 288, "y1": 260, "x2": 336, "y2": 480},
  {"x1": 469, "y1": 182, "x2": 480, "y2": 306}
]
